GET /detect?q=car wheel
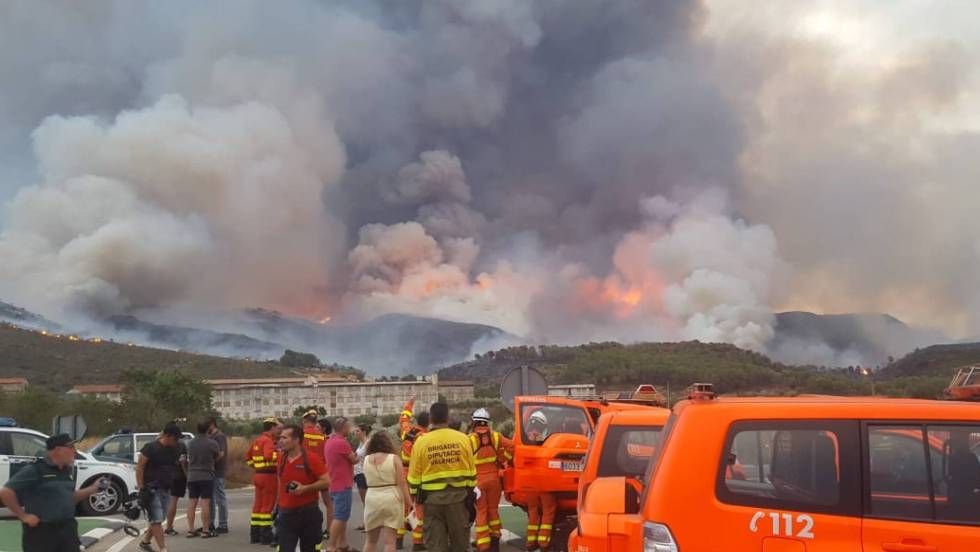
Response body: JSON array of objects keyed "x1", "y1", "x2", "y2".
[{"x1": 81, "y1": 478, "x2": 123, "y2": 516}]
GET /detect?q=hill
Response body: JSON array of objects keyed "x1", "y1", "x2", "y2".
[
  {"x1": 0, "y1": 322, "x2": 303, "y2": 391},
  {"x1": 769, "y1": 311, "x2": 942, "y2": 368},
  {"x1": 102, "y1": 314, "x2": 286, "y2": 360},
  {"x1": 440, "y1": 341, "x2": 875, "y2": 398},
  {"x1": 0, "y1": 301, "x2": 59, "y2": 331},
  {"x1": 879, "y1": 342, "x2": 980, "y2": 379}
]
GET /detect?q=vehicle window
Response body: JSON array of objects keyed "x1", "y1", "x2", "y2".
[
  {"x1": 520, "y1": 404, "x2": 591, "y2": 445},
  {"x1": 99, "y1": 435, "x2": 134, "y2": 460},
  {"x1": 135, "y1": 435, "x2": 156, "y2": 452},
  {"x1": 596, "y1": 425, "x2": 662, "y2": 479},
  {"x1": 10, "y1": 433, "x2": 47, "y2": 457},
  {"x1": 928, "y1": 425, "x2": 980, "y2": 524},
  {"x1": 868, "y1": 426, "x2": 932, "y2": 520},
  {"x1": 717, "y1": 421, "x2": 859, "y2": 515}
]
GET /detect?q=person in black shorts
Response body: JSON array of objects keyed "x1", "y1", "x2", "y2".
[
  {"x1": 186, "y1": 420, "x2": 222, "y2": 538},
  {"x1": 164, "y1": 438, "x2": 188, "y2": 536}
]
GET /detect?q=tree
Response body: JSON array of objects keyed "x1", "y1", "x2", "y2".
[
  {"x1": 121, "y1": 369, "x2": 213, "y2": 430},
  {"x1": 379, "y1": 414, "x2": 400, "y2": 428},
  {"x1": 293, "y1": 405, "x2": 327, "y2": 418},
  {"x1": 279, "y1": 349, "x2": 321, "y2": 368},
  {"x1": 354, "y1": 414, "x2": 377, "y2": 427}
]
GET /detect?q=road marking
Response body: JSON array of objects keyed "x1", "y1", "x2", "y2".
[{"x1": 106, "y1": 514, "x2": 186, "y2": 552}]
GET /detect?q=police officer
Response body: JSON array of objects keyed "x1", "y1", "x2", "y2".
[{"x1": 0, "y1": 434, "x2": 106, "y2": 552}]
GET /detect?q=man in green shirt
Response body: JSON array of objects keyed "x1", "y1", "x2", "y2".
[{"x1": 0, "y1": 434, "x2": 104, "y2": 552}]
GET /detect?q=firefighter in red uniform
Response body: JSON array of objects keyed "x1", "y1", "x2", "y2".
[
  {"x1": 524, "y1": 411, "x2": 556, "y2": 551},
  {"x1": 469, "y1": 408, "x2": 514, "y2": 552},
  {"x1": 246, "y1": 417, "x2": 280, "y2": 545},
  {"x1": 398, "y1": 398, "x2": 429, "y2": 550}
]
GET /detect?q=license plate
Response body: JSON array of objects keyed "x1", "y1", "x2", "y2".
[{"x1": 561, "y1": 461, "x2": 584, "y2": 472}]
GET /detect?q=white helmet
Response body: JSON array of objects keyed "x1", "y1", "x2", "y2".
[
  {"x1": 472, "y1": 408, "x2": 491, "y2": 424},
  {"x1": 529, "y1": 410, "x2": 548, "y2": 427}
]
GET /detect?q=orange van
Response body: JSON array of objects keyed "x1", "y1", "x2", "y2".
[
  {"x1": 504, "y1": 395, "x2": 660, "y2": 548},
  {"x1": 584, "y1": 392, "x2": 980, "y2": 551},
  {"x1": 568, "y1": 408, "x2": 670, "y2": 552}
]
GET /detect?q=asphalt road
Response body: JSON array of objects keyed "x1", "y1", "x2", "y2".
[{"x1": 87, "y1": 487, "x2": 528, "y2": 552}]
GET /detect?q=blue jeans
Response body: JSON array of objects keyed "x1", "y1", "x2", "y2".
[{"x1": 208, "y1": 477, "x2": 228, "y2": 529}]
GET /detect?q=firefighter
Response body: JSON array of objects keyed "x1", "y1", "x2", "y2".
[
  {"x1": 398, "y1": 398, "x2": 430, "y2": 550},
  {"x1": 524, "y1": 411, "x2": 556, "y2": 551},
  {"x1": 246, "y1": 417, "x2": 280, "y2": 545},
  {"x1": 408, "y1": 402, "x2": 477, "y2": 552},
  {"x1": 469, "y1": 408, "x2": 513, "y2": 552}
]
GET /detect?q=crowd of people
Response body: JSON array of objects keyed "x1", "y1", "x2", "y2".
[
  {"x1": 244, "y1": 398, "x2": 516, "y2": 552},
  {"x1": 0, "y1": 400, "x2": 519, "y2": 552}
]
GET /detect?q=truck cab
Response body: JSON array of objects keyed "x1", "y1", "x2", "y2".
[
  {"x1": 607, "y1": 390, "x2": 980, "y2": 552},
  {"x1": 504, "y1": 395, "x2": 662, "y2": 550},
  {"x1": 568, "y1": 408, "x2": 669, "y2": 552}
]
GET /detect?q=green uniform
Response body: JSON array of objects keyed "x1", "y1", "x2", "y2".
[{"x1": 4, "y1": 459, "x2": 80, "y2": 552}]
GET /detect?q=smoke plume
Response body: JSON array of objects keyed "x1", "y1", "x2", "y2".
[{"x1": 1, "y1": 0, "x2": 978, "y2": 370}]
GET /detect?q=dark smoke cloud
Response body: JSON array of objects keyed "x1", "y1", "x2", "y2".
[{"x1": 0, "y1": 0, "x2": 976, "y2": 370}]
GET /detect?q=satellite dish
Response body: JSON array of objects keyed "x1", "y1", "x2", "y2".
[{"x1": 500, "y1": 366, "x2": 548, "y2": 412}]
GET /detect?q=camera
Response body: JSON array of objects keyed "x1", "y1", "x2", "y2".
[{"x1": 286, "y1": 481, "x2": 299, "y2": 492}]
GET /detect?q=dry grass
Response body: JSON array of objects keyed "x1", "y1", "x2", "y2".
[
  {"x1": 225, "y1": 436, "x2": 253, "y2": 488},
  {"x1": 77, "y1": 436, "x2": 103, "y2": 451}
]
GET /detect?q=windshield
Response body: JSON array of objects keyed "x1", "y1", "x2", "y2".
[
  {"x1": 597, "y1": 425, "x2": 663, "y2": 478},
  {"x1": 520, "y1": 403, "x2": 592, "y2": 445}
]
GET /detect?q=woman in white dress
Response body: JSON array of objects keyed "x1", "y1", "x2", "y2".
[{"x1": 362, "y1": 431, "x2": 412, "y2": 552}]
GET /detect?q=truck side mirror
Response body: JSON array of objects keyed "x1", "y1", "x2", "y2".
[{"x1": 583, "y1": 476, "x2": 629, "y2": 515}]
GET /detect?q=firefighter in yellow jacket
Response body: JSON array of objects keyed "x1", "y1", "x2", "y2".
[
  {"x1": 408, "y1": 402, "x2": 476, "y2": 552},
  {"x1": 469, "y1": 408, "x2": 514, "y2": 552},
  {"x1": 398, "y1": 398, "x2": 429, "y2": 549}
]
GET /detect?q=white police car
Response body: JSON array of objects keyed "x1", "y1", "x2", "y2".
[
  {"x1": 0, "y1": 426, "x2": 137, "y2": 515},
  {"x1": 89, "y1": 430, "x2": 194, "y2": 464}
]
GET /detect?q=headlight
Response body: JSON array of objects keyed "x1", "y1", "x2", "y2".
[{"x1": 643, "y1": 521, "x2": 678, "y2": 552}]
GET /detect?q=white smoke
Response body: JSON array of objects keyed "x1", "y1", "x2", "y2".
[{"x1": 0, "y1": 94, "x2": 345, "y2": 317}]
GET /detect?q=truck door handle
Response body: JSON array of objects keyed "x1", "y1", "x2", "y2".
[{"x1": 882, "y1": 541, "x2": 937, "y2": 552}]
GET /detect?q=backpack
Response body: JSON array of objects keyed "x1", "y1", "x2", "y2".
[{"x1": 471, "y1": 430, "x2": 499, "y2": 455}]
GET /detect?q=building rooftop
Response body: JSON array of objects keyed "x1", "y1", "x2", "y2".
[{"x1": 68, "y1": 384, "x2": 123, "y2": 393}]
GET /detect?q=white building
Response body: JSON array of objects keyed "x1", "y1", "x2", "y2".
[
  {"x1": 67, "y1": 384, "x2": 123, "y2": 402},
  {"x1": 209, "y1": 375, "x2": 474, "y2": 420},
  {"x1": 0, "y1": 378, "x2": 28, "y2": 393},
  {"x1": 547, "y1": 384, "x2": 596, "y2": 398},
  {"x1": 66, "y1": 375, "x2": 475, "y2": 420}
]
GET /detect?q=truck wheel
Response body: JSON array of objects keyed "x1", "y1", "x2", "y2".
[{"x1": 80, "y1": 477, "x2": 123, "y2": 516}]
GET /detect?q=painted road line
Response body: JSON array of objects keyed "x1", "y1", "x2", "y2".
[
  {"x1": 80, "y1": 523, "x2": 123, "y2": 550},
  {"x1": 105, "y1": 513, "x2": 187, "y2": 552}
]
